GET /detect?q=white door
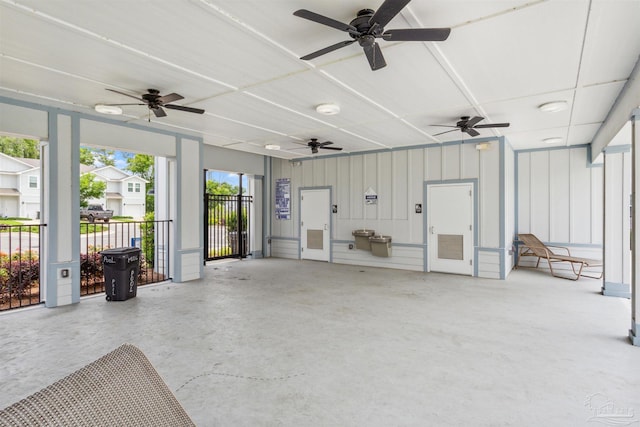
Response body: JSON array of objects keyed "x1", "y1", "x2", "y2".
[
  {"x1": 300, "y1": 189, "x2": 330, "y2": 261},
  {"x1": 428, "y1": 183, "x2": 474, "y2": 275}
]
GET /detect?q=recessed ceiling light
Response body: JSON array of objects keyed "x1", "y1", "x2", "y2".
[
  {"x1": 538, "y1": 101, "x2": 568, "y2": 113},
  {"x1": 94, "y1": 104, "x2": 122, "y2": 115},
  {"x1": 265, "y1": 144, "x2": 280, "y2": 150},
  {"x1": 315, "y1": 103, "x2": 340, "y2": 115},
  {"x1": 543, "y1": 137, "x2": 563, "y2": 144}
]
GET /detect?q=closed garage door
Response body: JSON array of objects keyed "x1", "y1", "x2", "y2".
[{"x1": 124, "y1": 204, "x2": 145, "y2": 219}]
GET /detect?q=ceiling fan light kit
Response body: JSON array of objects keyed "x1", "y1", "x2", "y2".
[
  {"x1": 315, "y1": 103, "x2": 340, "y2": 115},
  {"x1": 543, "y1": 137, "x2": 563, "y2": 144},
  {"x1": 294, "y1": 0, "x2": 451, "y2": 71},
  {"x1": 94, "y1": 104, "x2": 122, "y2": 115},
  {"x1": 538, "y1": 101, "x2": 568, "y2": 113}
]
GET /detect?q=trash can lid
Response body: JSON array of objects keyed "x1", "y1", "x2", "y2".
[
  {"x1": 369, "y1": 235, "x2": 391, "y2": 243},
  {"x1": 100, "y1": 247, "x2": 141, "y2": 255},
  {"x1": 352, "y1": 229, "x2": 375, "y2": 237}
]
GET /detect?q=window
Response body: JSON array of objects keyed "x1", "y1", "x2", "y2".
[
  {"x1": 135, "y1": 183, "x2": 141, "y2": 193},
  {"x1": 128, "y1": 183, "x2": 133, "y2": 192},
  {"x1": 29, "y1": 176, "x2": 38, "y2": 189}
]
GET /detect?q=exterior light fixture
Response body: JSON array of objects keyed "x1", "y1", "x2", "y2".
[
  {"x1": 94, "y1": 104, "x2": 123, "y2": 115},
  {"x1": 475, "y1": 142, "x2": 492, "y2": 151},
  {"x1": 543, "y1": 137, "x2": 563, "y2": 144},
  {"x1": 538, "y1": 101, "x2": 568, "y2": 113},
  {"x1": 265, "y1": 144, "x2": 280, "y2": 150},
  {"x1": 315, "y1": 103, "x2": 340, "y2": 115}
]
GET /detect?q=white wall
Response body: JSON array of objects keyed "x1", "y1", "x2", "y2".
[
  {"x1": 516, "y1": 146, "x2": 603, "y2": 270},
  {"x1": 269, "y1": 139, "x2": 505, "y2": 275}
]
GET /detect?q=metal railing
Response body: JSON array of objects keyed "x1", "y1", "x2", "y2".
[
  {"x1": 205, "y1": 194, "x2": 252, "y2": 260},
  {"x1": 81, "y1": 219, "x2": 171, "y2": 296},
  {"x1": 0, "y1": 224, "x2": 45, "y2": 311}
]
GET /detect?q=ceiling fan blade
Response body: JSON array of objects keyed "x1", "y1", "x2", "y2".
[
  {"x1": 103, "y1": 103, "x2": 145, "y2": 106},
  {"x1": 370, "y1": 0, "x2": 411, "y2": 29},
  {"x1": 465, "y1": 128, "x2": 481, "y2": 137},
  {"x1": 301, "y1": 40, "x2": 356, "y2": 60},
  {"x1": 157, "y1": 93, "x2": 184, "y2": 104},
  {"x1": 106, "y1": 88, "x2": 144, "y2": 102},
  {"x1": 466, "y1": 116, "x2": 484, "y2": 127},
  {"x1": 321, "y1": 146, "x2": 343, "y2": 151},
  {"x1": 363, "y1": 42, "x2": 387, "y2": 70},
  {"x1": 152, "y1": 107, "x2": 167, "y2": 118},
  {"x1": 474, "y1": 123, "x2": 510, "y2": 128},
  {"x1": 318, "y1": 141, "x2": 334, "y2": 147},
  {"x1": 294, "y1": 9, "x2": 358, "y2": 33},
  {"x1": 382, "y1": 28, "x2": 451, "y2": 41},
  {"x1": 165, "y1": 104, "x2": 205, "y2": 114},
  {"x1": 433, "y1": 129, "x2": 459, "y2": 136}
]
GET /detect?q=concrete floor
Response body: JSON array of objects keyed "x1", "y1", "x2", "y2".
[{"x1": 1, "y1": 258, "x2": 638, "y2": 426}]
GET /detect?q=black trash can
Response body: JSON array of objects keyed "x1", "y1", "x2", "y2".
[{"x1": 101, "y1": 247, "x2": 141, "y2": 301}]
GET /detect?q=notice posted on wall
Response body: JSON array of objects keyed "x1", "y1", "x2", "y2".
[{"x1": 275, "y1": 178, "x2": 291, "y2": 220}]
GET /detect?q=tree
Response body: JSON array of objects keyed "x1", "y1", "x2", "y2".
[
  {"x1": 93, "y1": 148, "x2": 115, "y2": 166},
  {"x1": 79, "y1": 174, "x2": 106, "y2": 208},
  {"x1": 0, "y1": 136, "x2": 40, "y2": 159},
  {"x1": 206, "y1": 180, "x2": 238, "y2": 195},
  {"x1": 126, "y1": 154, "x2": 154, "y2": 182},
  {"x1": 126, "y1": 154, "x2": 154, "y2": 213},
  {"x1": 79, "y1": 147, "x2": 95, "y2": 166}
]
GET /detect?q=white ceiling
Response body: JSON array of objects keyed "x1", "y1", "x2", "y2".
[{"x1": 1, "y1": 0, "x2": 639, "y2": 159}]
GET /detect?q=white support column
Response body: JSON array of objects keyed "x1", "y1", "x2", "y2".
[
  {"x1": 43, "y1": 112, "x2": 80, "y2": 307},
  {"x1": 172, "y1": 137, "x2": 203, "y2": 282},
  {"x1": 630, "y1": 109, "x2": 640, "y2": 346},
  {"x1": 603, "y1": 147, "x2": 632, "y2": 298}
]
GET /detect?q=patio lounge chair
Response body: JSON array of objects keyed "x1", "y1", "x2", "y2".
[{"x1": 516, "y1": 233, "x2": 602, "y2": 281}]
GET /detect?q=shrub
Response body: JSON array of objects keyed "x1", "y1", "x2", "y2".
[
  {"x1": 0, "y1": 256, "x2": 40, "y2": 301},
  {"x1": 140, "y1": 212, "x2": 154, "y2": 267}
]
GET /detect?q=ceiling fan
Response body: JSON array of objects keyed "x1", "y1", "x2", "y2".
[
  {"x1": 306, "y1": 138, "x2": 343, "y2": 154},
  {"x1": 432, "y1": 116, "x2": 510, "y2": 137},
  {"x1": 293, "y1": 0, "x2": 451, "y2": 71},
  {"x1": 104, "y1": 88, "x2": 205, "y2": 118}
]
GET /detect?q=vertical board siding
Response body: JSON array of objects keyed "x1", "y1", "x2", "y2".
[
  {"x1": 570, "y1": 148, "x2": 592, "y2": 243},
  {"x1": 426, "y1": 146, "x2": 442, "y2": 181},
  {"x1": 350, "y1": 156, "x2": 364, "y2": 220},
  {"x1": 443, "y1": 144, "x2": 461, "y2": 180},
  {"x1": 549, "y1": 150, "x2": 570, "y2": 242},
  {"x1": 392, "y1": 151, "x2": 409, "y2": 221},
  {"x1": 378, "y1": 152, "x2": 393, "y2": 220},
  {"x1": 530, "y1": 151, "x2": 551, "y2": 241},
  {"x1": 517, "y1": 147, "x2": 602, "y2": 246},
  {"x1": 480, "y1": 149, "x2": 500, "y2": 248},
  {"x1": 271, "y1": 139, "x2": 503, "y2": 273},
  {"x1": 461, "y1": 143, "x2": 480, "y2": 179},
  {"x1": 518, "y1": 154, "x2": 531, "y2": 233}
]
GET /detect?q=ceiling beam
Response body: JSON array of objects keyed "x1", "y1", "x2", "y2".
[{"x1": 591, "y1": 55, "x2": 640, "y2": 162}]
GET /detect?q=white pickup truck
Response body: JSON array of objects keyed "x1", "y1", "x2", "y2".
[{"x1": 80, "y1": 204, "x2": 114, "y2": 223}]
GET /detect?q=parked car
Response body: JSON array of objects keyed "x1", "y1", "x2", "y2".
[{"x1": 80, "y1": 205, "x2": 113, "y2": 223}]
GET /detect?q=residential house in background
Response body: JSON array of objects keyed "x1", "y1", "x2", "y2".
[
  {"x1": 0, "y1": 153, "x2": 41, "y2": 219},
  {"x1": 87, "y1": 165, "x2": 148, "y2": 218},
  {"x1": 0, "y1": 154, "x2": 148, "y2": 219}
]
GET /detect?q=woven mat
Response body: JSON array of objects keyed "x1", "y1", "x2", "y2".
[{"x1": 0, "y1": 344, "x2": 195, "y2": 426}]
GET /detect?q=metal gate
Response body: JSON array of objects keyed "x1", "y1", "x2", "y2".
[{"x1": 205, "y1": 194, "x2": 252, "y2": 260}]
